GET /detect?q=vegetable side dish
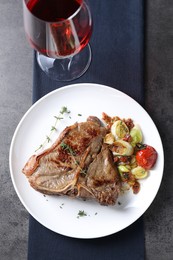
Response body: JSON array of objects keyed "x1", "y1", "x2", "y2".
[{"x1": 102, "y1": 112, "x2": 157, "y2": 194}]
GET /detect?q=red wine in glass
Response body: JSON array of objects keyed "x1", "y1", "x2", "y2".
[{"x1": 23, "y1": 0, "x2": 93, "y2": 80}]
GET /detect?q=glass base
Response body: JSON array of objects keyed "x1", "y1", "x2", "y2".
[{"x1": 36, "y1": 44, "x2": 92, "y2": 81}]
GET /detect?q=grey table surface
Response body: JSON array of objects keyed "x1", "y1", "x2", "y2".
[{"x1": 0, "y1": 0, "x2": 172, "y2": 259}]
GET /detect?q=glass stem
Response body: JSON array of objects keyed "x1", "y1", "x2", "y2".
[
  {"x1": 60, "y1": 57, "x2": 73, "y2": 71},
  {"x1": 67, "y1": 57, "x2": 73, "y2": 71}
]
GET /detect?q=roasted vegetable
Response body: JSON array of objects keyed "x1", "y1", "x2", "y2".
[
  {"x1": 136, "y1": 145, "x2": 157, "y2": 170},
  {"x1": 111, "y1": 140, "x2": 134, "y2": 156},
  {"x1": 131, "y1": 166, "x2": 148, "y2": 179},
  {"x1": 111, "y1": 120, "x2": 129, "y2": 140},
  {"x1": 130, "y1": 124, "x2": 143, "y2": 147}
]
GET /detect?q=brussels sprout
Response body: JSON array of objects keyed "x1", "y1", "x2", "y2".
[
  {"x1": 112, "y1": 140, "x2": 134, "y2": 156},
  {"x1": 111, "y1": 120, "x2": 129, "y2": 140},
  {"x1": 130, "y1": 124, "x2": 143, "y2": 147},
  {"x1": 131, "y1": 166, "x2": 148, "y2": 179},
  {"x1": 130, "y1": 155, "x2": 138, "y2": 169},
  {"x1": 104, "y1": 133, "x2": 115, "y2": 144},
  {"x1": 118, "y1": 165, "x2": 130, "y2": 173}
]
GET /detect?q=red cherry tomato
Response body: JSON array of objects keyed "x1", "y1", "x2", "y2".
[{"x1": 136, "y1": 145, "x2": 157, "y2": 170}]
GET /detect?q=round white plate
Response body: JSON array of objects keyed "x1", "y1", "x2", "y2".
[{"x1": 9, "y1": 83, "x2": 164, "y2": 238}]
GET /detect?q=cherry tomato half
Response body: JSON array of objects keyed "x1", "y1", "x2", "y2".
[{"x1": 136, "y1": 145, "x2": 157, "y2": 170}]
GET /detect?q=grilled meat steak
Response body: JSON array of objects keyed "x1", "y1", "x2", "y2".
[{"x1": 22, "y1": 116, "x2": 121, "y2": 205}]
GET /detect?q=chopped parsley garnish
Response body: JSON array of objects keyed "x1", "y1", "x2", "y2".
[
  {"x1": 60, "y1": 106, "x2": 70, "y2": 114},
  {"x1": 59, "y1": 203, "x2": 64, "y2": 209},
  {"x1": 77, "y1": 210, "x2": 87, "y2": 218}
]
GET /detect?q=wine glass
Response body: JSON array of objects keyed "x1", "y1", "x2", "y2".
[{"x1": 23, "y1": 0, "x2": 92, "y2": 81}]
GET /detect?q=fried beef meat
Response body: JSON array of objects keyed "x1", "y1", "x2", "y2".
[{"x1": 22, "y1": 116, "x2": 121, "y2": 205}]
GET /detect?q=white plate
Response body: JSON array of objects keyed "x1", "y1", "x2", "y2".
[{"x1": 9, "y1": 83, "x2": 164, "y2": 238}]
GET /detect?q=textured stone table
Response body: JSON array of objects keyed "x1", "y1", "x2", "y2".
[
  {"x1": 144, "y1": 1, "x2": 173, "y2": 259},
  {"x1": 0, "y1": 1, "x2": 172, "y2": 259}
]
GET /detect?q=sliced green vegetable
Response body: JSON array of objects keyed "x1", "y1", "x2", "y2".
[
  {"x1": 130, "y1": 155, "x2": 138, "y2": 169},
  {"x1": 118, "y1": 165, "x2": 130, "y2": 173},
  {"x1": 104, "y1": 133, "x2": 115, "y2": 144},
  {"x1": 111, "y1": 120, "x2": 129, "y2": 140},
  {"x1": 112, "y1": 140, "x2": 134, "y2": 156},
  {"x1": 130, "y1": 124, "x2": 143, "y2": 147},
  {"x1": 131, "y1": 166, "x2": 148, "y2": 179}
]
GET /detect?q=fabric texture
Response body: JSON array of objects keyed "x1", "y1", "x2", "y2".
[{"x1": 29, "y1": 1, "x2": 145, "y2": 259}]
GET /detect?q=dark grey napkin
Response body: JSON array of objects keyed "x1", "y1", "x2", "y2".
[{"x1": 29, "y1": 1, "x2": 145, "y2": 259}]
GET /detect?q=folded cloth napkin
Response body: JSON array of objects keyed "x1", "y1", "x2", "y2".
[{"x1": 29, "y1": 1, "x2": 145, "y2": 259}]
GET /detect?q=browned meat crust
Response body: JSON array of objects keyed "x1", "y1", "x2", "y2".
[{"x1": 22, "y1": 117, "x2": 121, "y2": 205}]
